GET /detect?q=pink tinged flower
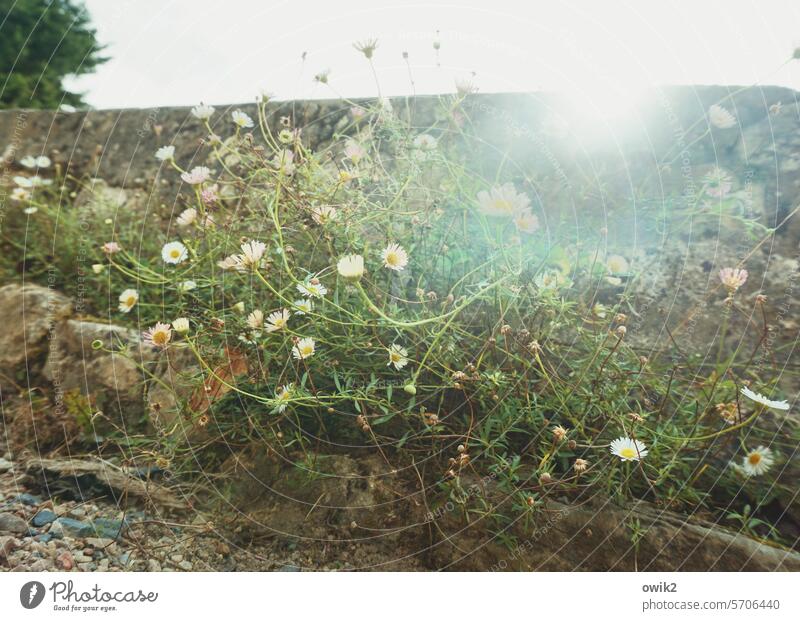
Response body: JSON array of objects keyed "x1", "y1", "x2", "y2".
[
  {"x1": 273, "y1": 149, "x2": 295, "y2": 175},
  {"x1": 476, "y1": 183, "x2": 530, "y2": 218},
  {"x1": 181, "y1": 166, "x2": 211, "y2": 185},
  {"x1": 719, "y1": 267, "x2": 748, "y2": 293},
  {"x1": 201, "y1": 184, "x2": 219, "y2": 205},
  {"x1": 708, "y1": 104, "x2": 736, "y2": 129},
  {"x1": 350, "y1": 105, "x2": 366, "y2": 119},
  {"x1": 102, "y1": 242, "x2": 121, "y2": 254},
  {"x1": 343, "y1": 139, "x2": 366, "y2": 163},
  {"x1": 142, "y1": 322, "x2": 172, "y2": 349}
]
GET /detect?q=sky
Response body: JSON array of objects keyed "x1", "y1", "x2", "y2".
[{"x1": 69, "y1": 0, "x2": 800, "y2": 110}]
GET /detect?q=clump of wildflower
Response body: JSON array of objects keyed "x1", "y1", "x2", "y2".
[
  {"x1": 292, "y1": 337, "x2": 316, "y2": 360},
  {"x1": 161, "y1": 241, "x2": 189, "y2": 264},
  {"x1": 102, "y1": 241, "x2": 121, "y2": 255},
  {"x1": 610, "y1": 436, "x2": 648, "y2": 461},
  {"x1": 573, "y1": 458, "x2": 589, "y2": 474},
  {"x1": 719, "y1": 267, "x2": 748, "y2": 294},
  {"x1": 381, "y1": 243, "x2": 408, "y2": 271},
  {"x1": 142, "y1": 322, "x2": 172, "y2": 349},
  {"x1": 552, "y1": 425, "x2": 567, "y2": 443},
  {"x1": 118, "y1": 289, "x2": 139, "y2": 313},
  {"x1": 181, "y1": 166, "x2": 210, "y2": 185},
  {"x1": 715, "y1": 402, "x2": 738, "y2": 425},
  {"x1": 387, "y1": 344, "x2": 409, "y2": 370}
]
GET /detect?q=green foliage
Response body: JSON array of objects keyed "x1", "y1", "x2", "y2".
[{"x1": 0, "y1": 0, "x2": 107, "y2": 109}]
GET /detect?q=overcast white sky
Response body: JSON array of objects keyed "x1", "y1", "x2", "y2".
[{"x1": 70, "y1": 0, "x2": 800, "y2": 109}]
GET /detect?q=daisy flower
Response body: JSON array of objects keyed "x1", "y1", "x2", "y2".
[
  {"x1": 476, "y1": 183, "x2": 530, "y2": 218},
  {"x1": 102, "y1": 241, "x2": 121, "y2": 254},
  {"x1": 231, "y1": 110, "x2": 254, "y2": 129},
  {"x1": 292, "y1": 298, "x2": 314, "y2": 315},
  {"x1": 337, "y1": 254, "x2": 365, "y2": 280},
  {"x1": 534, "y1": 270, "x2": 572, "y2": 290},
  {"x1": 181, "y1": 166, "x2": 210, "y2": 185},
  {"x1": 606, "y1": 255, "x2": 629, "y2": 275},
  {"x1": 21, "y1": 155, "x2": 51, "y2": 168},
  {"x1": 176, "y1": 208, "x2": 197, "y2": 227},
  {"x1": 704, "y1": 167, "x2": 733, "y2": 198},
  {"x1": 162, "y1": 241, "x2": 189, "y2": 264},
  {"x1": 23, "y1": 206, "x2": 37, "y2": 215},
  {"x1": 737, "y1": 446, "x2": 775, "y2": 477},
  {"x1": 413, "y1": 134, "x2": 437, "y2": 151},
  {"x1": 387, "y1": 344, "x2": 409, "y2": 370},
  {"x1": 246, "y1": 310, "x2": 264, "y2": 330},
  {"x1": 719, "y1": 267, "x2": 748, "y2": 294},
  {"x1": 292, "y1": 337, "x2": 316, "y2": 360},
  {"x1": 708, "y1": 104, "x2": 736, "y2": 129},
  {"x1": 272, "y1": 383, "x2": 294, "y2": 413},
  {"x1": 265, "y1": 309, "x2": 290, "y2": 332},
  {"x1": 201, "y1": 184, "x2": 219, "y2": 204},
  {"x1": 297, "y1": 280, "x2": 328, "y2": 298},
  {"x1": 118, "y1": 289, "x2": 139, "y2": 313},
  {"x1": 191, "y1": 103, "x2": 215, "y2": 120},
  {"x1": 241, "y1": 240, "x2": 266, "y2": 268},
  {"x1": 610, "y1": 436, "x2": 648, "y2": 461},
  {"x1": 155, "y1": 145, "x2": 175, "y2": 161},
  {"x1": 178, "y1": 280, "x2": 197, "y2": 292},
  {"x1": 172, "y1": 317, "x2": 190, "y2": 334},
  {"x1": 740, "y1": 386, "x2": 790, "y2": 411},
  {"x1": 13, "y1": 176, "x2": 33, "y2": 188},
  {"x1": 513, "y1": 210, "x2": 539, "y2": 235},
  {"x1": 11, "y1": 187, "x2": 31, "y2": 201},
  {"x1": 142, "y1": 322, "x2": 172, "y2": 349},
  {"x1": 381, "y1": 243, "x2": 408, "y2": 271},
  {"x1": 311, "y1": 205, "x2": 338, "y2": 225},
  {"x1": 343, "y1": 139, "x2": 366, "y2": 163}
]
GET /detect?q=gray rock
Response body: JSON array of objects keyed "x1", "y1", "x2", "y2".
[
  {"x1": 50, "y1": 517, "x2": 94, "y2": 538},
  {"x1": 31, "y1": 510, "x2": 57, "y2": 527},
  {"x1": 15, "y1": 493, "x2": 40, "y2": 506},
  {"x1": 91, "y1": 517, "x2": 130, "y2": 540},
  {"x1": 0, "y1": 512, "x2": 28, "y2": 534}
]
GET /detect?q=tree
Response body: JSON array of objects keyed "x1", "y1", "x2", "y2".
[{"x1": 0, "y1": 0, "x2": 107, "y2": 109}]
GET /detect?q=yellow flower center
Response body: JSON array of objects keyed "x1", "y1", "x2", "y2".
[
  {"x1": 390, "y1": 352, "x2": 402, "y2": 362},
  {"x1": 748, "y1": 453, "x2": 762, "y2": 465},
  {"x1": 491, "y1": 199, "x2": 513, "y2": 215},
  {"x1": 126, "y1": 296, "x2": 136, "y2": 306},
  {"x1": 386, "y1": 252, "x2": 399, "y2": 266},
  {"x1": 152, "y1": 331, "x2": 168, "y2": 345},
  {"x1": 300, "y1": 345, "x2": 313, "y2": 356},
  {"x1": 170, "y1": 249, "x2": 180, "y2": 258},
  {"x1": 620, "y1": 447, "x2": 637, "y2": 459}
]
